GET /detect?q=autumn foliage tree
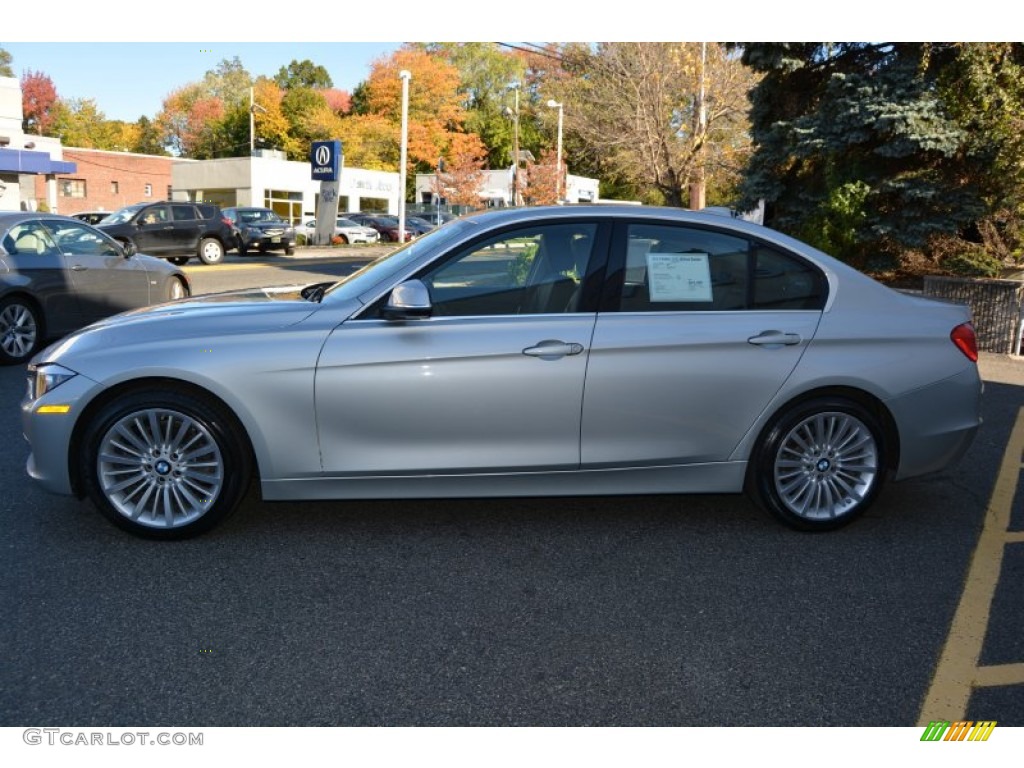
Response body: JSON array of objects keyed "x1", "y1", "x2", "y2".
[
  {"x1": 522, "y1": 148, "x2": 563, "y2": 206},
  {"x1": 21, "y1": 70, "x2": 58, "y2": 135},
  {"x1": 557, "y1": 43, "x2": 757, "y2": 207},
  {"x1": 430, "y1": 133, "x2": 488, "y2": 206}
]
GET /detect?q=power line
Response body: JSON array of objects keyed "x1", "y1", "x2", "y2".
[{"x1": 495, "y1": 43, "x2": 568, "y2": 64}]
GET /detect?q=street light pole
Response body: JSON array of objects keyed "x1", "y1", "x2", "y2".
[
  {"x1": 504, "y1": 83, "x2": 521, "y2": 207},
  {"x1": 546, "y1": 99, "x2": 563, "y2": 203},
  {"x1": 249, "y1": 87, "x2": 266, "y2": 155},
  {"x1": 398, "y1": 69, "x2": 411, "y2": 242}
]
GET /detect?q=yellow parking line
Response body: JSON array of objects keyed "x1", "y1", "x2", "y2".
[
  {"x1": 974, "y1": 663, "x2": 1024, "y2": 687},
  {"x1": 917, "y1": 407, "x2": 1024, "y2": 724}
]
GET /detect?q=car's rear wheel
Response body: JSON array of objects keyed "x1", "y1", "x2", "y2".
[
  {"x1": 749, "y1": 398, "x2": 886, "y2": 531},
  {"x1": 198, "y1": 238, "x2": 225, "y2": 265},
  {"x1": 168, "y1": 256, "x2": 190, "y2": 266},
  {"x1": 336, "y1": 234, "x2": 349, "y2": 245},
  {"x1": 81, "y1": 389, "x2": 252, "y2": 539},
  {"x1": 167, "y1": 277, "x2": 188, "y2": 301},
  {"x1": 0, "y1": 296, "x2": 43, "y2": 365},
  {"x1": 285, "y1": 245, "x2": 295, "y2": 255}
]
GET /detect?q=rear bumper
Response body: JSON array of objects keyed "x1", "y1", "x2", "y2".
[{"x1": 888, "y1": 365, "x2": 983, "y2": 480}]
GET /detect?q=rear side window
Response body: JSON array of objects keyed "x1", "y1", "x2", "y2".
[
  {"x1": 196, "y1": 204, "x2": 219, "y2": 220},
  {"x1": 609, "y1": 222, "x2": 826, "y2": 312},
  {"x1": 172, "y1": 204, "x2": 198, "y2": 221}
]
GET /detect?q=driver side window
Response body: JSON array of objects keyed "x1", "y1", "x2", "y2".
[
  {"x1": 44, "y1": 220, "x2": 121, "y2": 257},
  {"x1": 419, "y1": 222, "x2": 598, "y2": 317}
]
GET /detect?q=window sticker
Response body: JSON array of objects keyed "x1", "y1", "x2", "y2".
[{"x1": 646, "y1": 252, "x2": 713, "y2": 302}]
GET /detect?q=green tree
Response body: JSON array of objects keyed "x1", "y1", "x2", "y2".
[
  {"x1": 132, "y1": 115, "x2": 168, "y2": 155},
  {"x1": 274, "y1": 59, "x2": 333, "y2": 90},
  {"x1": 50, "y1": 98, "x2": 118, "y2": 148},
  {"x1": 735, "y1": 42, "x2": 1024, "y2": 273},
  {"x1": 0, "y1": 46, "x2": 13, "y2": 77}
]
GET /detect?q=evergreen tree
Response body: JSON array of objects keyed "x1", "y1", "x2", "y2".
[{"x1": 737, "y1": 43, "x2": 1024, "y2": 273}]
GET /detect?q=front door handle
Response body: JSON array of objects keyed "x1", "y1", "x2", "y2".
[
  {"x1": 71, "y1": 264, "x2": 88, "y2": 271},
  {"x1": 748, "y1": 331, "x2": 802, "y2": 347},
  {"x1": 522, "y1": 340, "x2": 585, "y2": 359}
]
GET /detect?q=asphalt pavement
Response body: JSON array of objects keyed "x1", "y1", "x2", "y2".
[{"x1": 0, "y1": 282, "x2": 1021, "y2": 726}]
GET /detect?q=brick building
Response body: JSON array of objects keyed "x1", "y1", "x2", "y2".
[{"x1": 35, "y1": 147, "x2": 177, "y2": 216}]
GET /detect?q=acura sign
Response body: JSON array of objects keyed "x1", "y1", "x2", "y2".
[{"x1": 311, "y1": 140, "x2": 341, "y2": 181}]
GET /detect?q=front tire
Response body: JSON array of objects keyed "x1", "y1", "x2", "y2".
[
  {"x1": 167, "y1": 277, "x2": 189, "y2": 301},
  {"x1": 749, "y1": 398, "x2": 886, "y2": 531},
  {"x1": 198, "y1": 238, "x2": 225, "y2": 265},
  {"x1": 80, "y1": 389, "x2": 252, "y2": 539},
  {"x1": 168, "y1": 256, "x2": 190, "y2": 266},
  {"x1": 0, "y1": 296, "x2": 43, "y2": 365}
]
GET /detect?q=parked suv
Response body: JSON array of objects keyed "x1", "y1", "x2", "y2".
[
  {"x1": 97, "y1": 202, "x2": 236, "y2": 265},
  {"x1": 222, "y1": 207, "x2": 296, "y2": 255}
]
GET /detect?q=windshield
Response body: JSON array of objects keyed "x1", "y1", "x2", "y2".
[
  {"x1": 100, "y1": 205, "x2": 145, "y2": 225},
  {"x1": 323, "y1": 218, "x2": 479, "y2": 302},
  {"x1": 239, "y1": 209, "x2": 283, "y2": 224}
]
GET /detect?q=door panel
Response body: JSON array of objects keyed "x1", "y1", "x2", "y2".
[
  {"x1": 44, "y1": 219, "x2": 151, "y2": 321},
  {"x1": 316, "y1": 314, "x2": 597, "y2": 474},
  {"x1": 581, "y1": 311, "x2": 820, "y2": 467}
]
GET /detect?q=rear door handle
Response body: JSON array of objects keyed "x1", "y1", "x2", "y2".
[
  {"x1": 523, "y1": 340, "x2": 585, "y2": 359},
  {"x1": 748, "y1": 331, "x2": 801, "y2": 346},
  {"x1": 71, "y1": 264, "x2": 88, "y2": 271}
]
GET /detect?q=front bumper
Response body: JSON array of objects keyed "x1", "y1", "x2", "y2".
[{"x1": 21, "y1": 371, "x2": 99, "y2": 496}]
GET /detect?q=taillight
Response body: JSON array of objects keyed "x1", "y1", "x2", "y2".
[{"x1": 951, "y1": 322, "x2": 978, "y2": 362}]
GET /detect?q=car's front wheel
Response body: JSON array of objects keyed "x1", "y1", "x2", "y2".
[
  {"x1": 0, "y1": 295, "x2": 43, "y2": 365},
  {"x1": 167, "y1": 277, "x2": 189, "y2": 301},
  {"x1": 80, "y1": 389, "x2": 252, "y2": 539},
  {"x1": 197, "y1": 238, "x2": 225, "y2": 265},
  {"x1": 168, "y1": 256, "x2": 190, "y2": 266},
  {"x1": 749, "y1": 398, "x2": 886, "y2": 531}
]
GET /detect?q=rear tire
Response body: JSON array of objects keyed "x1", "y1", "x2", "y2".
[
  {"x1": 80, "y1": 389, "x2": 252, "y2": 539},
  {"x1": 198, "y1": 238, "x2": 225, "y2": 265},
  {"x1": 0, "y1": 296, "x2": 43, "y2": 365},
  {"x1": 749, "y1": 397, "x2": 886, "y2": 531}
]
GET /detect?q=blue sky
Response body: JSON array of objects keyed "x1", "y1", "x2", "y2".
[
  {"x1": 2, "y1": 6, "x2": 996, "y2": 126},
  {"x1": 2, "y1": 43, "x2": 401, "y2": 122}
]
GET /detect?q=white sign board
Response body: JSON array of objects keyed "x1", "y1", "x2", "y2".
[{"x1": 647, "y1": 253, "x2": 713, "y2": 302}]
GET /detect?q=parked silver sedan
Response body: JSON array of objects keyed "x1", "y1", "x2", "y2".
[
  {"x1": 21, "y1": 206, "x2": 982, "y2": 538},
  {"x1": 1, "y1": 212, "x2": 190, "y2": 365}
]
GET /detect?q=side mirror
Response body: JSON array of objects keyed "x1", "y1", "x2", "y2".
[
  {"x1": 381, "y1": 279, "x2": 432, "y2": 320},
  {"x1": 121, "y1": 240, "x2": 137, "y2": 258}
]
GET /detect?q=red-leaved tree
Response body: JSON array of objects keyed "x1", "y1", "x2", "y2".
[{"x1": 21, "y1": 70, "x2": 58, "y2": 135}]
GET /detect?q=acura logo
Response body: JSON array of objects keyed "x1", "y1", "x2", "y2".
[{"x1": 315, "y1": 145, "x2": 331, "y2": 166}]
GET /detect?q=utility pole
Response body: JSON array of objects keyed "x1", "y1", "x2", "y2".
[
  {"x1": 398, "y1": 69, "x2": 411, "y2": 241},
  {"x1": 689, "y1": 42, "x2": 707, "y2": 211},
  {"x1": 505, "y1": 83, "x2": 521, "y2": 206}
]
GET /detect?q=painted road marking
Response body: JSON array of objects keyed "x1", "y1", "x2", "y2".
[{"x1": 918, "y1": 407, "x2": 1024, "y2": 723}]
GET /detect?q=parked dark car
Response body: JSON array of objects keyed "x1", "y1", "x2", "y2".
[
  {"x1": 347, "y1": 213, "x2": 415, "y2": 242},
  {"x1": 222, "y1": 207, "x2": 296, "y2": 255},
  {"x1": 0, "y1": 212, "x2": 190, "y2": 365},
  {"x1": 97, "y1": 202, "x2": 236, "y2": 265},
  {"x1": 403, "y1": 215, "x2": 437, "y2": 236}
]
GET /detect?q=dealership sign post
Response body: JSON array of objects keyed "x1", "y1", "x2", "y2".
[{"x1": 311, "y1": 140, "x2": 343, "y2": 245}]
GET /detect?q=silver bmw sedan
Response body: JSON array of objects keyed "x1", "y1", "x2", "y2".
[{"x1": 20, "y1": 205, "x2": 982, "y2": 538}]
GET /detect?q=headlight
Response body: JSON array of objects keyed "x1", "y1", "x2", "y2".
[{"x1": 27, "y1": 363, "x2": 78, "y2": 401}]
